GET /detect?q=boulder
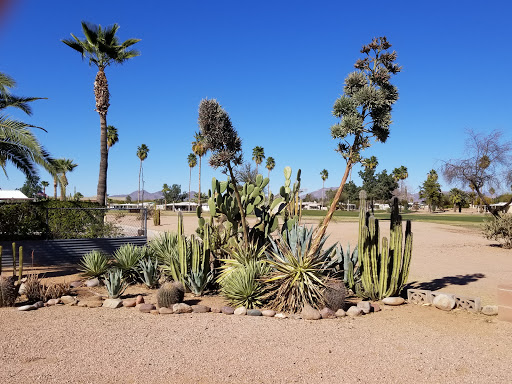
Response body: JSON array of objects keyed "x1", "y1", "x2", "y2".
[
  {"x1": 46, "y1": 298, "x2": 61, "y2": 306},
  {"x1": 60, "y1": 295, "x2": 77, "y2": 305},
  {"x1": 357, "y1": 301, "x2": 371, "y2": 314},
  {"x1": 234, "y1": 306, "x2": 247, "y2": 316},
  {"x1": 433, "y1": 294, "x2": 456, "y2": 311},
  {"x1": 33, "y1": 301, "x2": 44, "y2": 309},
  {"x1": 481, "y1": 305, "x2": 498, "y2": 316},
  {"x1": 159, "y1": 307, "x2": 174, "y2": 314},
  {"x1": 371, "y1": 303, "x2": 381, "y2": 312},
  {"x1": 221, "y1": 306, "x2": 235, "y2": 315},
  {"x1": 346, "y1": 306, "x2": 363, "y2": 317},
  {"x1": 123, "y1": 299, "x2": 137, "y2": 308},
  {"x1": 86, "y1": 278, "x2": 100, "y2": 288},
  {"x1": 302, "y1": 304, "x2": 321, "y2": 320},
  {"x1": 247, "y1": 309, "x2": 262, "y2": 316},
  {"x1": 135, "y1": 295, "x2": 145, "y2": 305},
  {"x1": 335, "y1": 309, "x2": 346, "y2": 318},
  {"x1": 192, "y1": 305, "x2": 210, "y2": 313},
  {"x1": 139, "y1": 303, "x2": 156, "y2": 313},
  {"x1": 382, "y1": 297, "x2": 405, "y2": 306},
  {"x1": 173, "y1": 303, "x2": 193, "y2": 314},
  {"x1": 102, "y1": 298, "x2": 123, "y2": 309},
  {"x1": 320, "y1": 307, "x2": 337, "y2": 319},
  {"x1": 262, "y1": 309, "x2": 276, "y2": 317}
]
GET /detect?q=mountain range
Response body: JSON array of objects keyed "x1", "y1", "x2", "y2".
[{"x1": 110, "y1": 190, "x2": 197, "y2": 201}]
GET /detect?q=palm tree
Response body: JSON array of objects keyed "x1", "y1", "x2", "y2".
[
  {"x1": 252, "y1": 146, "x2": 265, "y2": 174},
  {"x1": 1, "y1": 72, "x2": 54, "y2": 181},
  {"x1": 320, "y1": 169, "x2": 328, "y2": 207},
  {"x1": 62, "y1": 22, "x2": 140, "y2": 205},
  {"x1": 106, "y1": 125, "x2": 119, "y2": 151},
  {"x1": 265, "y1": 156, "x2": 275, "y2": 201},
  {"x1": 191, "y1": 132, "x2": 207, "y2": 208},
  {"x1": 361, "y1": 155, "x2": 378, "y2": 170},
  {"x1": 187, "y1": 153, "x2": 197, "y2": 211},
  {"x1": 57, "y1": 159, "x2": 78, "y2": 201},
  {"x1": 41, "y1": 180, "x2": 49, "y2": 196},
  {"x1": 392, "y1": 165, "x2": 408, "y2": 201},
  {"x1": 136, "y1": 144, "x2": 149, "y2": 205}
]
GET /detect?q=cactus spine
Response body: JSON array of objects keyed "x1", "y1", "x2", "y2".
[{"x1": 357, "y1": 190, "x2": 413, "y2": 300}]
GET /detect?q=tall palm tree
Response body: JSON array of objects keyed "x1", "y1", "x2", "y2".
[
  {"x1": 57, "y1": 159, "x2": 78, "y2": 201},
  {"x1": 252, "y1": 146, "x2": 265, "y2": 174},
  {"x1": 392, "y1": 165, "x2": 408, "y2": 200},
  {"x1": 320, "y1": 169, "x2": 328, "y2": 207},
  {"x1": 41, "y1": 180, "x2": 49, "y2": 196},
  {"x1": 62, "y1": 22, "x2": 140, "y2": 205},
  {"x1": 361, "y1": 155, "x2": 378, "y2": 170},
  {"x1": 265, "y1": 156, "x2": 275, "y2": 201},
  {"x1": 187, "y1": 153, "x2": 197, "y2": 211},
  {"x1": 191, "y1": 132, "x2": 207, "y2": 208},
  {"x1": 137, "y1": 144, "x2": 149, "y2": 205},
  {"x1": 106, "y1": 125, "x2": 119, "y2": 151},
  {"x1": 1, "y1": 72, "x2": 53, "y2": 181}
]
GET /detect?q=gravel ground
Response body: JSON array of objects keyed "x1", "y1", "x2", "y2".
[{"x1": 1, "y1": 214, "x2": 512, "y2": 383}]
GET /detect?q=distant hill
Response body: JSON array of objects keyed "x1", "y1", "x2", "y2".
[
  {"x1": 300, "y1": 187, "x2": 337, "y2": 201},
  {"x1": 110, "y1": 190, "x2": 197, "y2": 201}
]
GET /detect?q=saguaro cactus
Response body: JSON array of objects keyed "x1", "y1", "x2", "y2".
[{"x1": 357, "y1": 190, "x2": 412, "y2": 300}]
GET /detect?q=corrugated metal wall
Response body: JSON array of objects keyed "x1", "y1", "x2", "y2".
[{"x1": 0, "y1": 237, "x2": 147, "y2": 269}]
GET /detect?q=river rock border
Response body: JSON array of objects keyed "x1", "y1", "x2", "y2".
[{"x1": 407, "y1": 288, "x2": 482, "y2": 313}]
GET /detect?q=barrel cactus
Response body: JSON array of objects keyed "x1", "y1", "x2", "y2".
[
  {"x1": 157, "y1": 281, "x2": 185, "y2": 308},
  {"x1": 0, "y1": 276, "x2": 19, "y2": 307}
]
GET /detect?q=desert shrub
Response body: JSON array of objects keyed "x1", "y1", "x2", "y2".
[
  {"x1": 112, "y1": 243, "x2": 143, "y2": 283},
  {"x1": 24, "y1": 273, "x2": 43, "y2": 303},
  {"x1": 483, "y1": 214, "x2": 512, "y2": 248},
  {"x1": 264, "y1": 224, "x2": 336, "y2": 313},
  {"x1": 79, "y1": 250, "x2": 110, "y2": 278},
  {"x1": 218, "y1": 242, "x2": 270, "y2": 309},
  {"x1": 41, "y1": 281, "x2": 71, "y2": 301},
  {"x1": 103, "y1": 268, "x2": 128, "y2": 299},
  {"x1": 157, "y1": 281, "x2": 185, "y2": 308}
]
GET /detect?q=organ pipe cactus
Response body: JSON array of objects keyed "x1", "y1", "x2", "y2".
[{"x1": 356, "y1": 190, "x2": 412, "y2": 300}]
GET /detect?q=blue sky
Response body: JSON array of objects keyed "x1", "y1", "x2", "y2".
[{"x1": 1, "y1": 0, "x2": 511, "y2": 198}]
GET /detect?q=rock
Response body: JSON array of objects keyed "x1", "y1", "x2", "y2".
[
  {"x1": 173, "y1": 303, "x2": 193, "y2": 314},
  {"x1": 78, "y1": 301, "x2": 88, "y2": 307},
  {"x1": 288, "y1": 313, "x2": 302, "y2": 320},
  {"x1": 247, "y1": 309, "x2": 262, "y2": 316},
  {"x1": 192, "y1": 305, "x2": 210, "y2": 313},
  {"x1": 433, "y1": 294, "x2": 456, "y2": 311},
  {"x1": 346, "y1": 306, "x2": 363, "y2": 317},
  {"x1": 234, "y1": 306, "x2": 247, "y2": 316},
  {"x1": 371, "y1": 303, "x2": 381, "y2": 312},
  {"x1": 262, "y1": 310, "x2": 276, "y2": 317},
  {"x1": 481, "y1": 305, "x2": 499, "y2": 316},
  {"x1": 86, "y1": 278, "x2": 100, "y2": 287},
  {"x1": 382, "y1": 297, "x2": 405, "y2": 306},
  {"x1": 135, "y1": 295, "x2": 145, "y2": 305},
  {"x1": 159, "y1": 307, "x2": 174, "y2": 314},
  {"x1": 33, "y1": 301, "x2": 44, "y2": 309},
  {"x1": 221, "y1": 306, "x2": 235, "y2": 315},
  {"x1": 84, "y1": 300, "x2": 103, "y2": 308},
  {"x1": 70, "y1": 281, "x2": 83, "y2": 288},
  {"x1": 102, "y1": 298, "x2": 123, "y2": 309},
  {"x1": 60, "y1": 295, "x2": 77, "y2": 305},
  {"x1": 302, "y1": 304, "x2": 321, "y2": 320},
  {"x1": 211, "y1": 307, "x2": 221, "y2": 313},
  {"x1": 150, "y1": 309, "x2": 159, "y2": 315},
  {"x1": 18, "y1": 304, "x2": 37, "y2": 311},
  {"x1": 275, "y1": 313, "x2": 287, "y2": 319},
  {"x1": 320, "y1": 307, "x2": 337, "y2": 319},
  {"x1": 18, "y1": 283, "x2": 26, "y2": 295},
  {"x1": 123, "y1": 299, "x2": 137, "y2": 308},
  {"x1": 335, "y1": 309, "x2": 346, "y2": 317},
  {"x1": 47, "y1": 298, "x2": 61, "y2": 306},
  {"x1": 139, "y1": 303, "x2": 156, "y2": 313},
  {"x1": 357, "y1": 301, "x2": 371, "y2": 314}
]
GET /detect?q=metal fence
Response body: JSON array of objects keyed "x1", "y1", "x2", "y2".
[{"x1": 0, "y1": 207, "x2": 148, "y2": 269}]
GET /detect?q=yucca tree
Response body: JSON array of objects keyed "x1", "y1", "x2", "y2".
[
  {"x1": 0, "y1": 72, "x2": 53, "y2": 181},
  {"x1": 265, "y1": 156, "x2": 275, "y2": 201},
  {"x1": 187, "y1": 153, "x2": 197, "y2": 211},
  {"x1": 137, "y1": 144, "x2": 149, "y2": 205},
  {"x1": 320, "y1": 169, "x2": 328, "y2": 207},
  {"x1": 62, "y1": 22, "x2": 140, "y2": 206},
  {"x1": 191, "y1": 132, "x2": 207, "y2": 208},
  {"x1": 57, "y1": 159, "x2": 78, "y2": 201},
  {"x1": 252, "y1": 146, "x2": 265, "y2": 174}
]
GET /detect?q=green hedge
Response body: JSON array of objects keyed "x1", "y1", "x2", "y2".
[{"x1": 0, "y1": 201, "x2": 120, "y2": 240}]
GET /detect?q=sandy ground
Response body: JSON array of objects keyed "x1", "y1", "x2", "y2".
[{"x1": 1, "y1": 211, "x2": 512, "y2": 383}]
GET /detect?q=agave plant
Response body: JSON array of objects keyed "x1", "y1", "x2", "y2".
[
  {"x1": 138, "y1": 257, "x2": 160, "y2": 289},
  {"x1": 112, "y1": 243, "x2": 143, "y2": 283},
  {"x1": 218, "y1": 242, "x2": 270, "y2": 308},
  {"x1": 264, "y1": 224, "x2": 336, "y2": 313},
  {"x1": 103, "y1": 268, "x2": 129, "y2": 299},
  {"x1": 149, "y1": 232, "x2": 180, "y2": 275},
  {"x1": 79, "y1": 250, "x2": 110, "y2": 278}
]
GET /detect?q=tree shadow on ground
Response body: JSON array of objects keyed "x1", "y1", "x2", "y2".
[{"x1": 404, "y1": 273, "x2": 486, "y2": 293}]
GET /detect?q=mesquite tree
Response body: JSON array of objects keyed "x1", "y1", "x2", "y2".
[
  {"x1": 310, "y1": 36, "x2": 401, "y2": 255},
  {"x1": 198, "y1": 99, "x2": 248, "y2": 246}
]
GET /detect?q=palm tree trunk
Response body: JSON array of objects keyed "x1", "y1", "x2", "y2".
[
  {"x1": 189, "y1": 166, "x2": 192, "y2": 212},
  {"x1": 322, "y1": 180, "x2": 325, "y2": 207},
  {"x1": 138, "y1": 160, "x2": 142, "y2": 205},
  {"x1": 94, "y1": 67, "x2": 110, "y2": 206},
  {"x1": 310, "y1": 160, "x2": 353, "y2": 256},
  {"x1": 53, "y1": 177, "x2": 58, "y2": 199}
]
